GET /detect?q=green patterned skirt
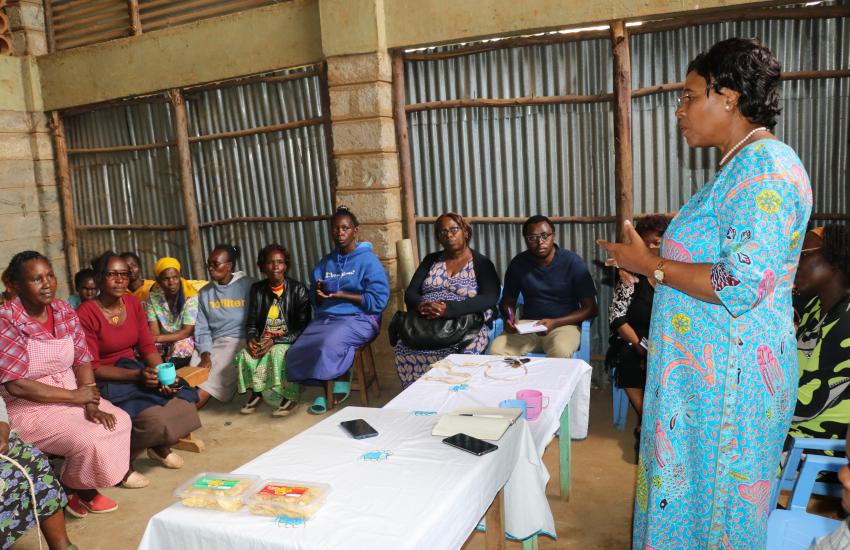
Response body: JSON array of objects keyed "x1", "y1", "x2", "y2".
[{"x1": 235, "y1": 344, "x2": 300, "y2": 405}]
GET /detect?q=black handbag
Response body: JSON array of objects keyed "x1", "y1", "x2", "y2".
[{"x1": 389, "y1": 309, "x2": 484, "y2": 350}]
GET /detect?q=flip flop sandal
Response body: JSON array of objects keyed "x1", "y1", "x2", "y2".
[
  {"x1": 308, "y1": 395, "x2": 328, "y2": 415},
  {"x1": 240, "y1": 393, "x2": 262, "y2": 414},
  {"x1": 273, "y1": 399, "x2": 298, "y2": 417}
]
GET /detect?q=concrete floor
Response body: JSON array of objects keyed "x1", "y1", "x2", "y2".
[{"x1": 16, "y1": 345, "x2": 639, "y2": 550}]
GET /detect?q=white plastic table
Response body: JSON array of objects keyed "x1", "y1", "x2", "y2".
[
  {"x1": 139, "y1": 406, "x2": 535, "y2": 550},
  {"x1": 384, "y1": 354, "x2": 593, "y2": 545}
]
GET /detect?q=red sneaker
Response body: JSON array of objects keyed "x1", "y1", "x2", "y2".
[
  {"x1": 65, "y1": 495, "x2": 88, "y2": 518},
  {"x1": 81, "y1": 493, "x2": 118, "y2": 514}
]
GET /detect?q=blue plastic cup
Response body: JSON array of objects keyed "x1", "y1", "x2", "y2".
[
  {"x1": 156, "y1": 362, "x2": 176, "y2": 386},
  {"x1": 499, "y1": 399, "x2": 528, "y2": 419}
]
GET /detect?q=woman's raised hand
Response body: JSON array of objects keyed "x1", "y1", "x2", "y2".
[{"x1": 597, "y1": 221, "x2": 655, "y2": 276}]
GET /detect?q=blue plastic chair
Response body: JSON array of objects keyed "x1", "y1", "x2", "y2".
[
  {"x1": 766, "y1": 437, "x2": 846, "y2": 549},
  {"x1": 611, "y1": 369, "x2": 629, "y2": 431},
  {"x1": 770, "y1": 437, "x2": 846, "y2": 512}
]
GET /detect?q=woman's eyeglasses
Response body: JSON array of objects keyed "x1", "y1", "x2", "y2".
[
  {"x1": 525, "y1": 232, "x2": 552, "y2": 244},
  {"x1": 437, "y1": 227, "x2": 462, "y2": 238},
  {"x1": 207, "y1": 261, "x2": 232, "y2": 269},
  {"x1": 105, "y1": 271, "x2": 130, "y2": 280},
  {"x1": 800, "y1": 246, "x2": 821, "y2": 258},
  {"x1": 676, "y1": 92, "x2": 700, "y2": 107}
]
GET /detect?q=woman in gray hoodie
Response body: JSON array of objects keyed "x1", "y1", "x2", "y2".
[{"x1": 190, "y1": 244, "x2": 256, "y2": 408}]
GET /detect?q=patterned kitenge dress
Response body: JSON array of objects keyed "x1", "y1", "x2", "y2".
[
  {"x1": 634, "y1": 140, "x2": 812, "y2": 549},
  {"x1": 394, "y1": 259, "x2": 491, "y2": 388},
  {"x1": 0, "y1": 433, "x2": 67, "y2": 549}
]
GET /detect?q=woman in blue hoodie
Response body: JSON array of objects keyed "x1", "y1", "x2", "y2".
[
  {"x1": 286, "y1": 207, "x2": 390, "y2": 413},
  {"x1": 190, "y1": 244, "x2": 256, "y2": 409}
]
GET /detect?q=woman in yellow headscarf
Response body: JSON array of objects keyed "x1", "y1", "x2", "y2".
[{"x1": 145, "y1": 258, "x2": 201, "y2": 366}]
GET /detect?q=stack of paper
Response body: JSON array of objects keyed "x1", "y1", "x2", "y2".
[{"x1": 431, "y1": 407, "x2": 524, "y2": 441}]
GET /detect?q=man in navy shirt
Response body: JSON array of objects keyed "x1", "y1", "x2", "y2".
[{"x1": 490, "y1": 215, "x2": 598, "y2": 358}]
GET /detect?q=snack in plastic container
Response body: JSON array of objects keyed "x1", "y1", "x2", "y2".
[
  {"x1": 245, "y1": 479, "x2": 331, "y2": 519},
  {"x1": 175, "y1": 472, "x2": 260, "y2": 512}
]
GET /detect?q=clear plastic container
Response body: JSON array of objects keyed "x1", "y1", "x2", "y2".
[
  {"x1": 245, "y1": 479, "x2": 331, "y2": 519},
  {"x1": 174, "y1": 472, "x2": 260, "y2": 512}
]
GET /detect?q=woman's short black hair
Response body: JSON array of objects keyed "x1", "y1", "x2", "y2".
[
  {"x1": 687, "y1": 37, "x2": 782, "y2": 130},
  {"x1": 332, "y1": 206, "x2": 359, "y2": 227},
  {"x1": 635, "y1": 215, "x2": 670, "y2": 238},
  {"x1": 6, "y1": 251, "x2": 49, "y2": 285},
  {"x1": 74, "y1": 268, "x2": 96, "y2": 289},
  {"x1": 256, "y1": 243, "x2": 291, "y2": 271},
  {"x1": 212, "y1": 243, "x2": 241, "y2": 267},
  {"x1": 120, "y1": 251, "x2": 141, "y2": 265},
  {"x1": 522, "y1": 215, "x2": 554, "y2": 236},
  {"x1": 92, "y1": 251, "x2": 123, "y2": 284},
  {"x1": 821, "y1": 225, "x2": 850, "y2": 283}
]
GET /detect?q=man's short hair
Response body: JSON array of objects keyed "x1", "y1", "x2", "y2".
[{"x1": 522, "y1": 215, "x2": 554, "y2": 236}]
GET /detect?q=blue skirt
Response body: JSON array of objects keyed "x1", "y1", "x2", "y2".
[{"x1": 285, "y1": 314, "x2": 379, "y2": 383}]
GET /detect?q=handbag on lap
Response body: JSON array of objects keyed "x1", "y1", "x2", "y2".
[{"x1": 388, "y1": 310, "x2": 484, "y2": 350}]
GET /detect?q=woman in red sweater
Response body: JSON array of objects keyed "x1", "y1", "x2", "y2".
[{"x1": 77, "y1": 252, "x2": 201, "y2": 488}]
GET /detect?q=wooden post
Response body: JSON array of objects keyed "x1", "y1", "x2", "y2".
[
  {"x1": 43, "y1": 0, "x2": 56, "y2": 53},
  {"x1": 318, "y1": 62, "x2": 338, "y2": 210},
  {"x1": 50, "y1": 112, "x2": 79, "y2": 293},
  {"x1": 391, "y1": 53, "x2": 419, "y2": 260},
  {"x1": 484, "y1": 488, "x2": 506, "y2": 550},
  {"x1": 168, "y1": 89, "x2": 205, "y2": 279},
  {"x1": 128, "y1": 0, "x2": 142, "y2": 35},
  {"x1": 611, "y1": 21, "x2": 633, "y2": 243}
]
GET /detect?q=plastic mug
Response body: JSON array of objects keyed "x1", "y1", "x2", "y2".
[
  {"x1": 516, "y1": 389, "x2": 549, "y2": 421},
  {"x1": 499, "y1": 399, "x2": 528, "y2": 419},
  {"x1": 156, "y1": 362, "x2": 177, "y2": 386},
  {"x1": 321, "y1": 278, "x2": 340, "y2": 294}
]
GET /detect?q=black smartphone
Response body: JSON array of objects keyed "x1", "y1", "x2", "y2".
[
  {"x1": 340, "y1": 419, "x2": 379, "y2": 439},
  {"x1": 442, "y1": 433, "x2": 498, "y2": 456}
]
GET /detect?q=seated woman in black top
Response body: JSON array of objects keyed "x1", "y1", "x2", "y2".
[
  {"x1": 606, "y1": 215, "x2": 668, "y2": 434},
  {"x1": 235, "y1": 244, "x2": 311, "y2": 417},
  {"x1": 394, "y1": 213, "x2": 500, "y2": 388}
]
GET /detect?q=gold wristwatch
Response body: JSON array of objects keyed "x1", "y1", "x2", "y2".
[{"x1": 653, "y1": 259, "x2": 666, "y2": 285}]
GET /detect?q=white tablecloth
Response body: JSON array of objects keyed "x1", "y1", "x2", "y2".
[
  {"x1": 385, "y1": 354, "x2": 593, "y2": 452},
  {"x1": 139, "y1": 406, "x2": 536, "y2": 550},
  {"x1": 384, "y1": 354, "x2": 593, "y2": 539}
]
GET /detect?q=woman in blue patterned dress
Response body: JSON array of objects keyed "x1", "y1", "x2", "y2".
[
  {"x1": 599, "y1": 38, "x2": 812, "y2": 549},
  {"x1": 394, "y1": 213, "x2": 500, "y2": 388}
]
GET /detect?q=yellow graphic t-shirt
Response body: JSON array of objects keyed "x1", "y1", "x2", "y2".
[{"x1": 262, "y1": 285, "x2": 288, "y2": 339}]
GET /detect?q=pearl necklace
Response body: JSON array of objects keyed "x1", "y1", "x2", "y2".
[{"x1": 719, "y1": 126, "x2": 767, "y2": 167}]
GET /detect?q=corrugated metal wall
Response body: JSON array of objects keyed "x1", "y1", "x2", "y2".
[
  {"x1": 63, "y1": 68, "x2": 333, "y2": 282},
  {"x1": 630, "y1": 16, "x2": 850, "y2": 216},
  {"x1": 403, "y1": 12, "x2": 850, "y2": 360},
  {"x1": 406, "y1": 40, "x2": 616, "y2": 359},
  {"x1": 65, "y1": 97, "x2": 191, "y2": 271},
  {"x1": 184, "y1": 72, "x2": 333, "y2": 281}
]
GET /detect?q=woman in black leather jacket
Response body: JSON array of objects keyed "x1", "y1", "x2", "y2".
[{"x1": 234, "y1": 244, "x2": 311, "y2": 417}]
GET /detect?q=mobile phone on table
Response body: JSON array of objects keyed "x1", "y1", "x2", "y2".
[
  {"x1": 442, "y1": 433, "x2": 498, "y2": 456},
  {"x1": 340, "y1": 419, "x2": 379, "y2": 439}
]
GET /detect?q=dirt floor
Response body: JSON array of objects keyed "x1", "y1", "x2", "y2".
[{"x1": 16, "y1": 343, "x2": 639, "y2": 550}]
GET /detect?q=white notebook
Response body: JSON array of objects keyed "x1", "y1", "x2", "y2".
[
  {"x1": 515, "y1": 321, "x2": 547, "y2": 334},
  {"x1": 431, "y1": 407, "x2": 523, "y2": 441}
]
